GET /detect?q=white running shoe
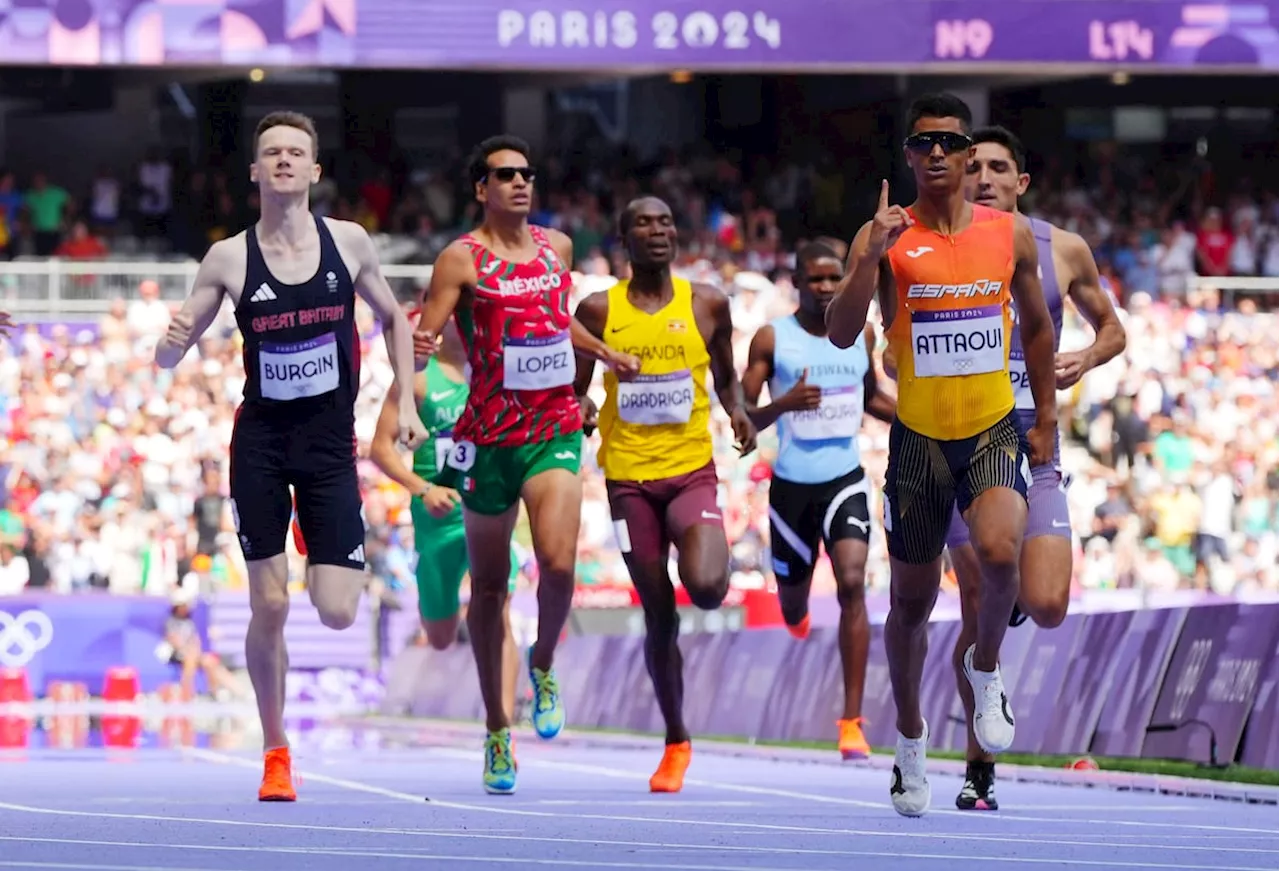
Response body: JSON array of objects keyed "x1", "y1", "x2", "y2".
[
  {"x1": 964, "y1": 643, "x2": 1016, "y2": 753},
  {"x1": 890, "y1": 720, "x2": 930, "y2": 817}
]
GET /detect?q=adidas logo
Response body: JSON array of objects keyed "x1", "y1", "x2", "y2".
[
  {"x1": 348, "y1": 545, "x2": 365, "y2": 564},
  {"x1": 249, "y1": 283, "x2": 277, "y2": 303}
]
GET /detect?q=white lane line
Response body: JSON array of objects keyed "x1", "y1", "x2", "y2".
[
  {"x1": 8, "y1": 750, "x2": 1274, "y2": 861},
  {"x1": 412, "y1": 746, "x2": 1280, "y2": 834},
  {"x1": 0, "y1": 835, "x2": 1272, "y2": 871},
  {"x1": 0, "y1": 863, "x2": 258, "y2": 871}
]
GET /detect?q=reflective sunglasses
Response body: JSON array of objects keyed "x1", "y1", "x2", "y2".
[
  {"x1": 903, "y1": 131, "x2": 973, "y2": 155},
  {"x1": 489, "y1": 166, "x2": 537, "y2": 183}
]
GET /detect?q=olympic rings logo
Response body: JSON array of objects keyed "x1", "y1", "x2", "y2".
[{"x1": 0, "y1": 609, "x2": 54, "y2": 668}]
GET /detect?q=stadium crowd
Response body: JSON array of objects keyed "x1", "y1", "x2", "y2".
[{"x1": 0, "y1": 140, "x2": 1276, "y2": 607}]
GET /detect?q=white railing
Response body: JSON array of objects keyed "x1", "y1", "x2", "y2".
[
  {"x1": 0, "y1": 259, "x2": 436, "y2": 320},
  {"x1": 0, "y1": 258, "x2": 1275, "y2": 320}
]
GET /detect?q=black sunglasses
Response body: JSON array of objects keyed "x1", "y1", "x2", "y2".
[
  {"x1": 489, "y1": 166, "x2": 536, "y2": 183},
  {"x1": 903, "y1": 131, "x2": 973, "y2": 155}
]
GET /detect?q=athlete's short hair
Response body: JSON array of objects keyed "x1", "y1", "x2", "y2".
[
  {"x1": 618, "y1": 196, "x2": 671, "y2": 235},
  {"x1": 971, "y1": 125, "x2": 1028, "y2": 172},
  {"x1": 254, "y1": 111, "x2": 319, "y2": 160},
  {"x1": 467, "y1": 135, "x2": 532, "y2": 185},
  {"x1": 810, "y1": 236, "x2": 848, "y2": 262},
  {"x1": 796, "y1": 242, "x2": 842, "y2": 272},
  {"x1": 906, "y1": 92, "x2": 973, "y2": 134}
]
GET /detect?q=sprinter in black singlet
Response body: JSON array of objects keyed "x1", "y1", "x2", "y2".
[{"x1": 155, "y1": 110, "x2": 425, "y2": 802}]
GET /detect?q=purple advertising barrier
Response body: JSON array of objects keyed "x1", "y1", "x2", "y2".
[
  {"x1": 0, "y1": 1, "x2": 1272, "y2": 70},
  {"x1": 1091, "y1": 607, "x2": 1188, "y2": 758},
  {"x1": 780, "y1": 626, "x2": 845, "y2": 743},
  {"x1": 0, "y1": 594, "x2": 208, "y2": 697},
  {"x1": 1038, "y1": 609, "x2": 1137, "y2": 756},
  {"x1": 1239, "y1": 646, "x2": 1279, "y2": 769},
  {"x1": 381, "y1": 644, "x2": 429, "y2": 715},
  {"x1": 859, "y1": 624, "x2": 897, "y2": 750},
  {"x1": 1142, "y1": 603, "x2": 1279, "y2": 764},
  {"x1": 209, "y1": 592, "x2": 375, "y2": 672},
  {"x1": 554, "y1": 634, "x2": 608, "y2": 727},
  {"x1": 918, "y1": 617, "x2": 966, "y2": 749},
  {"x1": 716, "y1": 625, "x2": 803, "y2": 742},
  {"x1": 408, "y1": 645, "x2": 483, "y2": 720},
  {"x1": 1004, "y1": 614, "x2": 1089, "y2": 755},
  {"x1": 584, "y1": 635, "x2": 646, "y2": 729},
  {"x1": 755, "y1": 628, "x2": 828, "y2": 740},
  {"x1": 680, "y1": 631, "x2": 739, "y2": 736}
]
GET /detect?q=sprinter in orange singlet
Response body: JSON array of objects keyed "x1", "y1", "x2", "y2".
[{"x1": 825, "y1": 93, "x2": 1058, "y2": 818}]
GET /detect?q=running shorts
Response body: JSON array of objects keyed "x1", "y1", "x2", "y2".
[
  {"x1": 229, "y1": 400, "x2": 366, "y2": 569},
  {"x1": 883, "y1": 411, "x2": 1031, "y2": 565},
  {"x1": 440, "y1": 430, "x2": 583, "y2": 516},
  {"x1": 605, "y1": 461, "x2": 722, "y2": 564},
  {"x1": 946, "y1": 464, "x2": 1070, "y2": 549},
  {"x1": 409, "y1": 498, "x2": 516, "y2": 623},
  {"x1": 768, "y1": 466, "x2": 872, "y2": 585}
]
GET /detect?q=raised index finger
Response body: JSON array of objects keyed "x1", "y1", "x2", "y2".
[{"x1": 879, "y1": 179, "x2": 889, "y2": 211}]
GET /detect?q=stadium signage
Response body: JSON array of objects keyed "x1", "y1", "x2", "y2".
[{"x1": 0, "y1": 0, "x2": 1273, "y2": 70}]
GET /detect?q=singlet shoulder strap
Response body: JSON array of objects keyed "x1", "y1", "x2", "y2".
[
  {"x1": 1027, "y1": 216, "x2": 1054, "y2": 243},
  {"x1": 530, "y1": 225, "x2": 567, "y2": 270},
  {"x1": 457, "y1": 232, "x2": 497, "y2": 273}
]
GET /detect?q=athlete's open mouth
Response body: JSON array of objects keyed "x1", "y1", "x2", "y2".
[
  {"x1": 925, "y1": 165, "x2": 948, "y2": 178},
  {"x1": 974, "y1": 192, "x2": 998, "y2": 204}
]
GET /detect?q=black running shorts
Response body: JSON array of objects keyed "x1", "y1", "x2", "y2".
[
  {"x1": 768, "y1": 466, "x2": 872, "y2": 586},
  {"x1": 882, "y1": 411, "x2": 1030, "y2": 565},
  {"x1": 229, "y1": 399, "x2": 366, "y2": 569}
]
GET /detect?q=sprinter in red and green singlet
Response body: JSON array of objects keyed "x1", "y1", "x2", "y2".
[{"x1": 414, "y1": 135, "x2": 640, "y2": 795}]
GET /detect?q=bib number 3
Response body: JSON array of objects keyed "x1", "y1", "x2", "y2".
[{"x1": 446, "y1": 439, "x2": 476, "y2": 473}]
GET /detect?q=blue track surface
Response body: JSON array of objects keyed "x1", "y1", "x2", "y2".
[{"x1": 0, "y1": 716, "x2": 1276, "y2": 871}]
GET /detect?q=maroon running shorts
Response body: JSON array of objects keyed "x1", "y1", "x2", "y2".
[{"x1": 605, "y1": 462, "x2": 722, "y2": 564}]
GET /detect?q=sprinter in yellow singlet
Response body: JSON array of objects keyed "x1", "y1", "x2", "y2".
[
  {"x1": 826, "y1": 93, "x2": 1059, "y2": 818},
  {"x1": 574, "y1": 196, "x2": 756, "y2": 794}
]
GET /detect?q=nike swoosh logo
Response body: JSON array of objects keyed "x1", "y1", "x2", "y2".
[
  {"x1": 1051, "y1": 520, "x2": 1070, "y2": 528},
  {"x1": 429, "y1": 392, "x2": 453, "y2": 402},
  {"x1": 609, "y1": 326, "x2": 628, "y2": 334}
]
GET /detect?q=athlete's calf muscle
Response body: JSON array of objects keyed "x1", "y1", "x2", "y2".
[{"x1": 1017, "y1": 535, "x2": 1072, "y2": 628}]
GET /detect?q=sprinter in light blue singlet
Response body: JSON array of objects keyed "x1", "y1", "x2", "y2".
[{"x1": 741, "y1": 241, "x2": 896, "y2": 761}]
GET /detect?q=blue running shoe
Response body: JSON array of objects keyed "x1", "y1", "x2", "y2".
[
  {"x1": 527, "y1": 645, "x2": 565, "y2": 739},
  {"x1": 483, "y1": 728, "x2": 517, "y2": 795}
]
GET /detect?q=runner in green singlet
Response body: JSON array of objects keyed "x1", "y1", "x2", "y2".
[{"x1": 370, "y1": 320, "x2": 520, "y2": 720}]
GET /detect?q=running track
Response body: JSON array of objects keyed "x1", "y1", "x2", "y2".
[{"x1": 0, "y1": 714, "x2": 1276, "y2": 871}]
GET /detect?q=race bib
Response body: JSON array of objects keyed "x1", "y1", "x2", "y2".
[
  {"x1": 617, "y1": 371, "x2": 695, "y2": 426},
  {"x1": 434, "y1": 429, "x2": 455, "y2": 473},
  {"x1": 260, "y1": 333, "x2": 340, "y2": 400},
  {"x1": 909, "y1": 306, "x2": 1005, "y2": 378},
  {"x1": 1008, "y1": 350, "x2": 1034, "y2": 410},
  {"x1": 789, "y1": 385, "x2": 863, "y2": 440},
  {"x1": 503, "y1": 331, "x2": 574, "y2": 391}
]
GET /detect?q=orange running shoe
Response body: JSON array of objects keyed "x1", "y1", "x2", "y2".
[
  {"x1": 258, "y1": 746, "x2": 297, "y2": 801},
  {"x1": 837, "y1": 718, "x2": 871, "y2": 760},
  {"x1": 649, "y1": 741, "x2": 692, "y2": 793},
  {"x1": 786, "y1": 613, "x2": 811, "y2": 640}
]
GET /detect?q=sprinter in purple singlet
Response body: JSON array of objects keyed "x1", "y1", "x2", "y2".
[{"x1": 946, "y1": 126, "x2": 1128, "y2": 811}]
